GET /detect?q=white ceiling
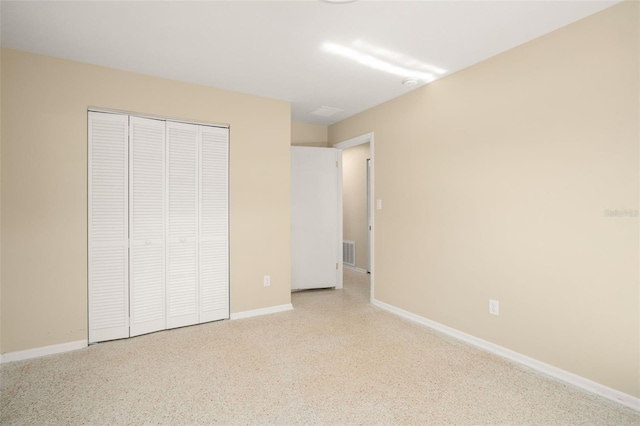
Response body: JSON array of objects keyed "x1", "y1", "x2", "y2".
[{"x1": 1, "y1": 0, "x2": 619, "y2": 126}]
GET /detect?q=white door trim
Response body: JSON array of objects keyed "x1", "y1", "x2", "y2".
[
  {"x1": 366, "y1": 158, "x2": 372, "y2": 273},
  {"x1": 337, "y1": 152, "x2": 344, "y2": 289},
  {"x1": 334, "y1": 132, "x2": 374, "y2": 301}
]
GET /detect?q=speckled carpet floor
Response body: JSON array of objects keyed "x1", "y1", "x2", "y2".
[{"x1": 1, "y1": 269, "x2": 639, "y2": 425}]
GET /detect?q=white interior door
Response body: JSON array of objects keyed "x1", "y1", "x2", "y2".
[
  {"x1": 291, "y1": 146, "x2": 340, "y2": 290},
  {"x1": 129, "y1": 116, "x2": 166, "y2": 337}
]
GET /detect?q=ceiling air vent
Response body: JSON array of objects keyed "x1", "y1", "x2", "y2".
[{"x1": 309, "y1": 106, "x2": 344, "y2": 117}]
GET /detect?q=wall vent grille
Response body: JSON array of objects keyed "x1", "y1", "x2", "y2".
[{"x1": 343, "y1": 240, "x2": 355, "y2": 267}]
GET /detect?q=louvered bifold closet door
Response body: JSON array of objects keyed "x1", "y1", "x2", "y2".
[
  {"x1": 129, "y1": 116, "x2": 166, "y2": 337},
  {"x1": 166, "y1": 121, "x2": 199, "y2": 328},
  {"x1": 199, "y1": 126, "x2": 229, "y2": 322},
  {"x1": 88, "y1": 112, "x2": 130, "y2": 343}
]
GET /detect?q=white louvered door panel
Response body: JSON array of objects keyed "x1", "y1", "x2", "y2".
[
  {"x1": 88, "y1": 112, "x2": 130, "y2": 343},
  {"x1": 166, "y1": 121, "x2": 199, "y2": 329},
  {"x1": 129, "y1": 116, "x2": 166, "y2": 337},
  {"x1": 199, "y1": 126, "x2": 229, "y2": 323}
]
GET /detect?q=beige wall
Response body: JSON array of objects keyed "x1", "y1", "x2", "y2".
[
  {"x1": 1, "y1": 48, "x2": 291, "y2": 353},
  {"x1": 330, "y1": 2, "x2": 639, "y2": 398},
  {"x1": 342, "y1": 143, "x2": 369, "y2": 270},
  {"x1": 291, "y1": 121, "x2": 328, "y2": 147}
]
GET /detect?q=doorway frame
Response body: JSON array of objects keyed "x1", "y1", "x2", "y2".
[{"x1": 334, "y1": 132, "x2": 375, "y2": 302}]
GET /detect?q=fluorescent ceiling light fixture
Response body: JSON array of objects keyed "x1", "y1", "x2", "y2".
[{"x1": 323, "y1": 42, "x2": 436, "y2": 82}]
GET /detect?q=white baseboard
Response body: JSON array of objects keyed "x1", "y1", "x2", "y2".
[
  {"x1": 371, "y1": 298, "x2": 640, "y2": 412},
  {"x1": 230, "y1": 303, "x2": 293, "y2": 320},
  {"x1": 344, "y1": 264, "x2": 368, "y2": 274},
  {"x1": 1, "y1": 339, "x2": 88, "y2": 364}
]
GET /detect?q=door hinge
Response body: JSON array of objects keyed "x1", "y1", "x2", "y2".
[
  {"x1": 336, "y1": 161, "x2": 338, "y2": 168},
  {"x1": 336, "y1": 262, "x2": 339, "y2": 269}
]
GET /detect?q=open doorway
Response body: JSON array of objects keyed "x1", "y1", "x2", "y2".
[
  {"x1": 341, "y1": 142, "x2": 370, "y2": 273},
  {"x1": 335, "y1": 133, "x2": 374, "y2": 301}
]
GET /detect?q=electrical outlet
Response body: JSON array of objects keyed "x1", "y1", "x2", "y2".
[
  {"x1": 489, "y1": 299, "x2": 499, "y2": 316},
  {"x1": 263, "y1": 275, "x2": 271, "y2": 287}
]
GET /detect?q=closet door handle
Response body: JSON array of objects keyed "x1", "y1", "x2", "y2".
[
  {"x1": 180, "y1": 237, "x2": 186, "y2": 243},
  {"x1": 145, "y1": 240, "x2": 151, "y2": 245}
]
